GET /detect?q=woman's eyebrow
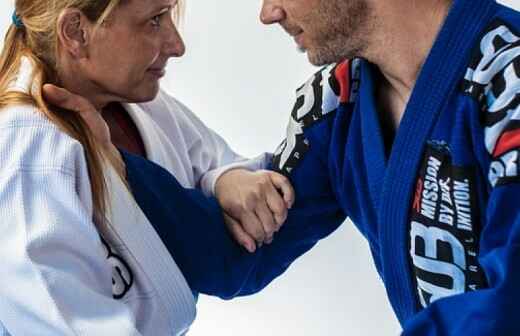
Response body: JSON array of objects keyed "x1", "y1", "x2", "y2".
[{"x1": 146, "y1": 0, "x2": 176, "y2": 15}]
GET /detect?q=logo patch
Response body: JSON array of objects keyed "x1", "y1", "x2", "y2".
[
  {"x1": 272, "y1": 59, "x2": 360, "y2": 175},
  {"x1": 409, "y1": 143, "x2": 487, "y2": 308},
  {"x1": 101, "y1": 237, "x2": 134, "y2": 299},
  {"x1": 463, "y1": 20, "x2": 520, "y2": 186}
]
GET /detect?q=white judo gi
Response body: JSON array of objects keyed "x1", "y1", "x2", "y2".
[{"x1": 0, "y1": 59, "x2": 269, "y2": 335}]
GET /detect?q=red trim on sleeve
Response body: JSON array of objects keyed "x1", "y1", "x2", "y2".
[
  {"x1": 335, "y1": 61, "x2": 351, "y2": 104},
  {"x1": 493, "y1": 127, "x2": 520, "y2": 157}
]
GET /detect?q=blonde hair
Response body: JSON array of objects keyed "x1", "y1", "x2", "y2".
[{"x1": 0, "y1": 0, "x2": 132, "y2": 227}]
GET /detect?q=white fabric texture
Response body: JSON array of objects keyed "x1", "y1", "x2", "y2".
[
  {"x1": 0, "y1": 104, "x2": 197, "y2": 335},
  {"x1": 0, "y1": 58, "x2": 270, "y2": 335},
  {"x1": 124, "y1": 91, "x2": 272, "y2": 196}
]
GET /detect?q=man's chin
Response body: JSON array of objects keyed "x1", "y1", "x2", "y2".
[
  {"x1": 307, "y1": 51, "x2": 329, "y2": 66},
  {"x1": 307, "y1": 47, "x2": 351, "y2": 66}
]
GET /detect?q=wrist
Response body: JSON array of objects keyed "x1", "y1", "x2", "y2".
[{"x1": 215, "y1": 168, "x2": 249, "y2": 198}]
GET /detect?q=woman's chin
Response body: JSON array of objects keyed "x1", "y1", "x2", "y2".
[{"x1": 126, "y1": 84, "x2": 161, "y2": 103}]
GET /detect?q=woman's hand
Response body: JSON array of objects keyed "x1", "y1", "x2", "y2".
[{"x1": 215, "y1": 169, "x2": 295, "y2": 253}]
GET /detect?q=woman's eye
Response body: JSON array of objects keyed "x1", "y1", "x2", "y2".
[{"x1": 151, "y1": 15, "x2": 161, "y2": 27}]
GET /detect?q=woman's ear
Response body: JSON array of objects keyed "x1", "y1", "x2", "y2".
[{"x1": 56, "y1": 8, "x2": 91, "y2": 59}]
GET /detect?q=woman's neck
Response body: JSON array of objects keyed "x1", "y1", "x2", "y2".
[{"x1": 57, "y1": 62, "x2": 112, "y2": 110}]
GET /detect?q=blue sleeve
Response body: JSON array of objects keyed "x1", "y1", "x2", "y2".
[
  {"x1": 402, "y1": 183, "x2": 520, "y2": 335},
  {"x1": 120, "y1": 151, "x2": 345, "y2": 299}
]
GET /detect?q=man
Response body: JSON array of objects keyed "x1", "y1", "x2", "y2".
[
  {"x1": 231, "y1": 0, "x2": 518, "y2": 334},
  {"x1": 45, "y1": 0, "x2": 520, "y2": 333}
]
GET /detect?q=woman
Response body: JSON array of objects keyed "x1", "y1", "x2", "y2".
[{"x1": 0, "y1": 0, "x2": 300, "y2": 335}]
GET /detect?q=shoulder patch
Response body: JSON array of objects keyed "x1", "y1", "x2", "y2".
[
  {"x1": 273, "y1": 59, "x2": 360, "y2": 175},
  {"x1": 462, "y1": 20, "x2": 520, "y2": 186}
]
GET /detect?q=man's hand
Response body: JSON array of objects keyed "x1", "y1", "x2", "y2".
[
  {"x1": 215, "y1": 169, "x2": 295, "y2": 253},
  {"x1": 42, "y1": 84, "x2": 112, "y2": 146},
  {"x1": 42, "y1": 84, "x2": 124, "y2": 173}
]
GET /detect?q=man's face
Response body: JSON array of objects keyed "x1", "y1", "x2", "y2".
[{"x1": 260, "y1": 0, "x2": 373, "y2": 65}]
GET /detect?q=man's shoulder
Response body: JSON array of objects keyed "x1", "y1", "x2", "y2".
[
  {"x1": 291, "y1": 59, "x2": 360, "y2": 129},
  {"x1": 462, "y1": 5, "x2": 520, "y2": 94},
  {"x1": 272, "y1": 59, "x2": 360, "y2": 176},
  {"x1": 461, "y1": 9, "x2": 520, "y2": 187},
  {"x1": 494, "y1": 3, "x2": 520, "y2": 31}
]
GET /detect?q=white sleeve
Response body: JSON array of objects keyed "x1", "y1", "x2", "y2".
[
  {"x1": 170, "y1": 97, "x2": 272, "y2": 196},
  {"x1": 0, "y1": 126, "x2": 142, "y2": 335}
]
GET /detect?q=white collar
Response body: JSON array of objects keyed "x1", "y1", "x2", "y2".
[{"x1": 8, "y1": 56, "x2": 40, "y2": 96}]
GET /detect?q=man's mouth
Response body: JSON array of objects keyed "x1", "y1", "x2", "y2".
[
  {"x1": 283, "y1": 25, "x2": 305, "y2": 49},
  {"x1": 282, "y1": 23, "x2": 303, "y2": 38},
  {"x1": 293, "y1": 33, "x2": 304, "y2": 47}
]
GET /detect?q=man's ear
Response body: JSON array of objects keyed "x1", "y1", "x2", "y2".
[{"x1": 56, "y1": 8, "x2": 92, "y2": 59}]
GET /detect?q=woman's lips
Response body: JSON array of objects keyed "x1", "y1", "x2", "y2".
[{"x1": 147, "y1": 68, "x2": 166, "y2": 78}]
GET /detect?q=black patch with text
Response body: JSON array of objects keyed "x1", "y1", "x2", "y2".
[{"x1": 409, "y1": 142, "x2": 487, "y2": 308}]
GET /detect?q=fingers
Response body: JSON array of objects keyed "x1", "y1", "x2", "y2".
[
  {"x1": 224, "y1": 213, "x2": 257, "y2": 253},
  {"x1": 243, "y1": 171, "x2": 295, "y2": 245},
  {"x1": 254, "y1": 200, "x2": 278, "y2": 243},
  {"x1": 240, "y1": 211, "x2": 267, "y2": 246},
  {"x1": 216, "y1": 170, "x2": 296, "y2": 249},
  {"x1": 42, "y1": 84, "x2": 97, "y2": 116},
  {"x1": 43, "y1": 84, "x2": 113, "y2": 146},
  {"x1": 269, "y1": 172, "x2": 295, "y2": 209},
  {"x1": 263, "y1": 181, "x2": 288, "y2": 229},
  {"x1": 42, "y1": 84, "x2": 68, "y2": 105}
]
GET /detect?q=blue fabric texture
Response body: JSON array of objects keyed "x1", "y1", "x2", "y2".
[
  {"x1": 121, "y1": 150, "x2": 344, "y2": 299},
  {"x1": 268, "y1": 0, "x2": 520, "y2": 334},
  {"x1": 121, "y1": 0, "x2": 520, "y2": 333}
]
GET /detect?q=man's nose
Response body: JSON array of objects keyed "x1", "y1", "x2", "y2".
[{"x1": 260, "y1": 0, "x2": 286, "y2": 25}]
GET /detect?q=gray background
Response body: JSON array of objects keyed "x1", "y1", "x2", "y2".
[{"x1": 1, "y1": 1, "x2": 518, "y2": 335}]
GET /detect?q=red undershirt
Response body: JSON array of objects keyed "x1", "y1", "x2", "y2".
[{"x1": 102, "y1": 103, "x2": 147, "y2": 158}]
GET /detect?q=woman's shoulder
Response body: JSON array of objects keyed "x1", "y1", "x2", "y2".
[{"x1": 0, "y1": 104, "x2": 86, "y2": 174}]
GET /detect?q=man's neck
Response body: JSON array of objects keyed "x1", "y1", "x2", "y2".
[{"x1": 366, "y1": 0, "x2": 452, "y2": 123}]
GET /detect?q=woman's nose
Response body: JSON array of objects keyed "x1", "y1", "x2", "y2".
[{"x1": 164, "y1": 26, "x2": 186, "y2": 58}]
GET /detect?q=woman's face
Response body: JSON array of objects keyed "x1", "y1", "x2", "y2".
[{"x1": 81, "y1": 0, "x2": 184, "y2": 104}]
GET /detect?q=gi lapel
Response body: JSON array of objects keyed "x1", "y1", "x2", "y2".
[
  {"x1": 359, "y1": 61, "x2": 388, "y2": 212},
  {"x1": 377, "y1": 0, "x2": 498, "y2": 323},
  {"x1": 123, "y1": 103, "x2": 194, "y2": 187},
  {"x1": 103, "y1": 164, "x2": 196, "y2": 334}
]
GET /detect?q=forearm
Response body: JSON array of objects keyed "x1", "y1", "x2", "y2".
[{"x1": 122, "y1": 151, "x2": 344, "y2": 298}]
